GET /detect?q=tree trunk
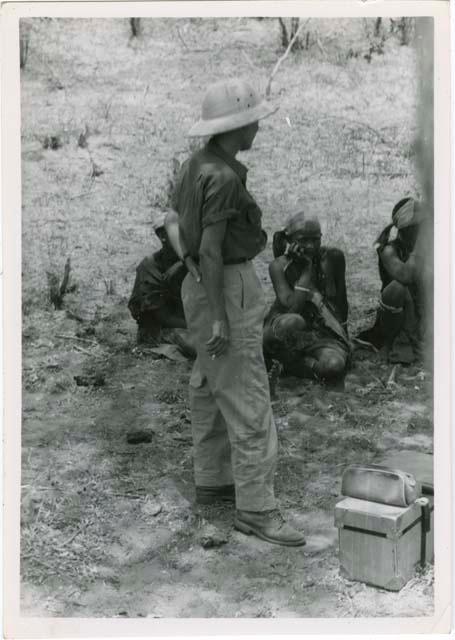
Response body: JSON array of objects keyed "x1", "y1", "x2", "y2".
[
  {"x1": 130, "y1": 18, "x2": 141, "y2": 38},
  {"x1": 415, "y1": 18, "x2": 434, "y2": 370},
  {"x1": 278, "y1": 18, "x2": 289, "y2": 48}
]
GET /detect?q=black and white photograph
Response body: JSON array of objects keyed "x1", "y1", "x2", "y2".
[{"x1": 2, "y1": 1, "x2": 452, "y2": 635}]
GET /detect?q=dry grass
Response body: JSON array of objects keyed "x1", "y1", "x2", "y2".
[{"x1": 21, "y1": 17, "x2": 418, "y2": 319}]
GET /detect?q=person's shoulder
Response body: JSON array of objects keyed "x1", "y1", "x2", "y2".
[
  {"x1": 138, "y1": 254, "x2": 157, "y2": 268},
  {"x1": 137, "y1": 253, "x2": 162, "y2": 275},
  {"x1": 198, "y1": 148, "x2": 239, "y2": 188},
  {"x1": 205, "y1": 162, "x2": 238, "y2": 189}
]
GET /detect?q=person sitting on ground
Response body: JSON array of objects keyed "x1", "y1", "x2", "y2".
[
  {"x1": 128, "y1": 213, "x2": 195, "y2": 358},
  {"x1": 357, "y1": 197, "x2": 425, "y2": 364},
  {"x1": 263, "y1": 212, "x2": 351, "y2": 386}
]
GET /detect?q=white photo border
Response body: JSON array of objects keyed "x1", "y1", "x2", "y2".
[{"x1": 2, "y1": 1, "x2": 452, "y2": 637}]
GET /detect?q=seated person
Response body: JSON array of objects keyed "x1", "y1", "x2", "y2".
[
  {"x1": 357, "y1": 197, "x2": 425, "y2": 364},
  {"x1": 128, "y1": 213, "x2": 195, "y2": 358},
  {"x1": 263, "y1": 212, "x2": 351, "y2": 385}
]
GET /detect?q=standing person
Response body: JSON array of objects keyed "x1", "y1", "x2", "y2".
[
  {"x1": 165, "y1": 79, "x2": 306, "y2": 546},
  {"x1": 263, "y1": 214, "x2": 351, "y2": 386},
  {"x1": 357, "y1": 197, "x2": 425, "y2": 364}
]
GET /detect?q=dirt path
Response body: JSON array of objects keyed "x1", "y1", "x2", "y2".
[{"x1": 21, "y1": 304, "x2": 433, "y2": 618}]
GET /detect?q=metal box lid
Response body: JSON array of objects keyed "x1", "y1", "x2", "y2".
[{"x1": 334, "y1": 497, "x2": 424, "y2": 537}]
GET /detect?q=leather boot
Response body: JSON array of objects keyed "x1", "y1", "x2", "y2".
[
  {"x1": 234, "y1": 509, "x2": 306, "y2": 547},
  {"x1": 195, "y1": 484, "x2": 235, "y2": 505}
]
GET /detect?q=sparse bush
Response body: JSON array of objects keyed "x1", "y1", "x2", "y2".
[
  {"x1": 43, "y1": 134, "x2": 63, "y2": 150},
  {"x1": 277, "y1": 18, "x2": 305, "y2": 51},
  {"x1": 47, "y1": 258, "x2": 73, "y2": 309},
  {"x1": 390, "y1": 17, "x2": 415, "y2": 45}
]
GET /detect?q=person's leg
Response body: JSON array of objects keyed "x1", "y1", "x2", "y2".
[
  {"x1": 264, "y1": 313, "x2": 310, "y2": 377},
  {"x1": 204, "y1": 266, "x2": 278, "y2": 512},
  {"x1": 217, "y1": 265, "x2": 305, "y2": 545},
  {"x1": 379, "y1": 280, "x2": 407, "y2": 347},
  {"x1": 189, "y1": 363, "x2": 233, "y2": 486},
  {"x1": 135, "y1": 311, "x2": 160, "y2": 345},
  {"x1": 271, "y1": 313, "x2": 307, "y2": 345},
  {"x1": 181, "y1": 275, "x2": 234, "y2": 503},
  {"x1": 315, "y1": 348, "x2": 347, "y2": 380},
  {"x1": 183, "y1": 267, "x2": 305, "y2": 544}
]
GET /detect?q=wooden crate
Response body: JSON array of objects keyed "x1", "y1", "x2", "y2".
[{"x1": 335, "y1": 497, "x2": 434, "y2": 591}]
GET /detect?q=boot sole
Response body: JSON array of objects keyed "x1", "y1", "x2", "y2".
[{"x1": 234, "y1": 517, "x2": 306, "y2": 547}]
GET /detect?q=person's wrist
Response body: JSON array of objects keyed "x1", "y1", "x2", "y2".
[{"x1": 294, "y1": 285, "x2": 312, "y2": 300}]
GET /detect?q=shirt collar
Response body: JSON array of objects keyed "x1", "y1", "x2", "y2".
[{"x1": 207, "y1": 139, "x2": 248, "y2": 184}]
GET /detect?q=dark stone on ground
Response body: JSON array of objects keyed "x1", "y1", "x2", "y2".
[{"x1": 126, "y1": 430, "x2": 154, "y2": 444}]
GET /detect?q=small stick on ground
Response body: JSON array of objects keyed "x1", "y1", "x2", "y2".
[
  {"x1": 56, "y1": 334, "x2": 97, "y2": 345},
  {"x1": 73, "y1": 344, "x2": 102, "y2": 358},
  {"x1": 387, "y1": 365, "x2": 399, "y2": 388},
  {"x1": 58, "y1": 527, "x2": 83, "y2": 549}
]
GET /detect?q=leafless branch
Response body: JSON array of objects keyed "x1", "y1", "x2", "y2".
[
  {"x1": 266, "y1": 18, "x2": 311, "y2": 98},
  {"x1": 176, "y1": 27, "x2": 189, "y2": 50},
  {"x1": 316, "y1": 37, "x2": 327, "y2": 56},
  {"x1": 241, "y1": 49, "x2": 258, "y2": 71}
]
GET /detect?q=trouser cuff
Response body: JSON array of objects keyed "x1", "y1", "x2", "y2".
[{"x1": 194, "y1": 472, "x2": 234, "y2": 486}]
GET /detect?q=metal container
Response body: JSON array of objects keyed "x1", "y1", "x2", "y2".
[{"x1": 334, "y1": 496, "x2": 434, "y2": 591}]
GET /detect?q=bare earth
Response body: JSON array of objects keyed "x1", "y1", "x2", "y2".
[{"x1": 20, "y1": 18, "x2": 433, "y2": 617}]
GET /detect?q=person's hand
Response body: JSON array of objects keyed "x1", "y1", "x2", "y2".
[
  {"x1": 164, "y1": 261, "x2": 186, "y2": 282},
  {"x1": 206, "y1": 319, "x2": 229, "y2": 358},
  {"x1": 184, "y1": 256, "x2": 201, "y2": 283},
  {"x1": 287, "y1": 242, "x2": 305, "y2": 261},
  {"x1": 311, "y1": 291, "x2": 324, "y2": 310}
]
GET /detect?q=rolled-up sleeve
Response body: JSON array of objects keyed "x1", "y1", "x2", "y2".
[{"x1": 201, "y1": 172, "x2": 240, "y2": 228}]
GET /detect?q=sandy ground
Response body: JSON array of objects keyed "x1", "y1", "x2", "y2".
[
  {"x1": 19, "y1": 18, "x2": 433, "y2": 618},
  {"x1": 21, "y1": 302, "x2": 433, "y2": 618}
]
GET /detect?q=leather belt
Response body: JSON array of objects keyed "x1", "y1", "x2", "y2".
[{"x1": 191, "y1": 257, "x2": 249, "y2": 266}]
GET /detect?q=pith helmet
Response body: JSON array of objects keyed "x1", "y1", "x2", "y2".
[{"x1": 188, "y1": 79, "x2": 278, "y2": 137}]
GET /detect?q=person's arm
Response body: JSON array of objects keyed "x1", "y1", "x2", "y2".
[
  {"x1": 164, "y1": 210, "x2": 201, "y2": 282},
  {"x1": 269, "y1": 257, "x2": 313, "y2": 314},
  {"x1": 380, "y1": 245, "x2": 417, "y2": 285},
  {"x1": 198, "y1": 221, "x2": 229, "y2": 357},
  {"x1": 331, "y1": 249, "x2": 349, "y2": 326},
  {"x1": 164, "y1": 210, "x2": 183, "y2": 257}
]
